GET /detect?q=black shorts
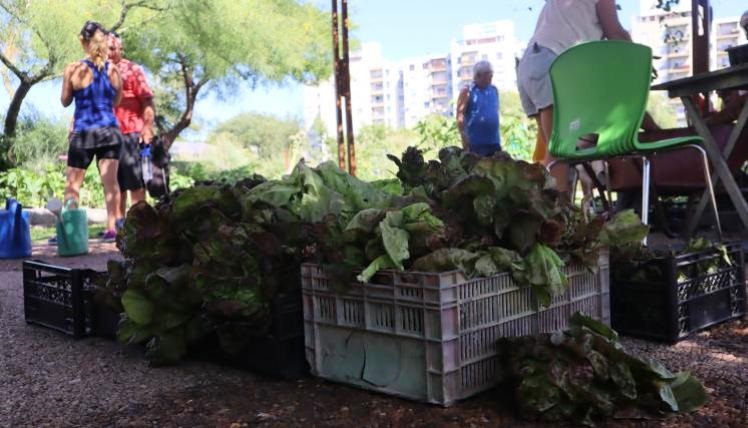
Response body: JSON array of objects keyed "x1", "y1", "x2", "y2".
[
  {"x1": 118, "y1": 133, "x2": 144, "y2": 191},
  {"x1": 67, "y1": 127, "x2": 123, "y2": 169},
  {"x1": 67, "y1": 145, "x2": 120, "y2": 169}
]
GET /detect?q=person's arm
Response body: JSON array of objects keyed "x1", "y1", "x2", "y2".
[
  {"x1": 596, "y1": 0, "x2": 632, "y2": 41},
  {"x1": 60, "y1": 63, "x2": 75, "y2": 107},
  {"x1": 140, "y1": 99, "x2": 155, "y2": 143},
  {"x1": 456, "y1": 87, "x2": 470, "y2": 149},
  {"x1": 134, "y1": 65, "x2": 156, "y2": 143},
  {"x1": 108, "y1": 63, "x2": 123, "y2": 106}
]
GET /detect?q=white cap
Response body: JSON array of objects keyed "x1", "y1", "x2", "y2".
[{"x1": 473, "y1": 60, "x2": 493, "y2": 76}]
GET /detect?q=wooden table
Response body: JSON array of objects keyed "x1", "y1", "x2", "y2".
[{"x1": 652, "y1": 63, "x2": 748, "y2": 235}]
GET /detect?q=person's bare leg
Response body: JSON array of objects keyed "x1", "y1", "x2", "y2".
[
  {"x1": 119, "y1": 191, "x2": 129, "y2": 219},
  {"x1": 538, "y1": 106, "x2": 570, "y2": 193},
  {"x1": 98, "y1": 159, "x2": 121, "y2": 232},
  {"x1": 532, "y1": 115, "x2": 548, "y2": 163},
  {"x1": 64, "y1": 167, "x2": 87, "y2": 203},
  {"x1": 130, "y1": 188, "x2": 146, "y2": 207}
]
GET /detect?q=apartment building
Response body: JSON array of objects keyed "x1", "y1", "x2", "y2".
[
  {"x1": 303, "y1": 43, "x2": 403, "y2": 136},
  {"x1": 632, "y1": 0, "x2": 747, "y2": 124},
  {"x1": 304, "y1": 21, "x2": 523, "y2": 135},
  {"x1": 400, "y1": 54, "x2": 451, "y2": 128},
  {"x1": 714, "y1": 17, "x2": 748, "y2": 69},
  {"x1": 449, "y1": 20, "x2": 520, "y2": 98}
]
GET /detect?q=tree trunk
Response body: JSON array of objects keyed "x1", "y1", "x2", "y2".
[
  {"x1": 161, "y1": 57, "x2": 207, "y2": 150},
  {"x1": 4, "y1": 80, "x2": 32, "y2": 139},
  {"x1": 162, "y1": 83, "x2": 202, "y2": 149},
  {"x1": 1, "y1": 79, "x2": 33, "y2": 170}
]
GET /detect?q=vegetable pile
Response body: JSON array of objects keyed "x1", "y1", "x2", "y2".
[
  {"x1": 498, "y1": 312, "x2": 706, "y2": 426},
  {"x1": 106, "y1": 147, "x2": 649, "y2": 364},
  {"x1": 109, "y1": 165, "x2": 389, "y2": 365},
  {"x1": 100, "y1": 146, "x2": 707, "y2": 423}
]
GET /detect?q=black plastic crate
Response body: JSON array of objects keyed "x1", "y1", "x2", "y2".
[
  {"x1": 23, "y1": 260, "x2": 119, "y2": 338},
  {"x1": 89, "y1": 297, "x2": 121, "y2": 339},
  {"x1": 240, "y1": 291, "x2": 308, "y2": 379},
  {"x1": 200, "y1": 291, "x2": 308, "y2": 380},
  {"x1": 611, "y1": 242, "x2": 746, "y2": 342}
]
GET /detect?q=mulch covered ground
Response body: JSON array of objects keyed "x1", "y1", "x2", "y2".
[{"x1": 1, "y1": 244, "x2": 745, "y2": 427}]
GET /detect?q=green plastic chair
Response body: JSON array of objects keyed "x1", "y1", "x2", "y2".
[{"x1": 547, "y1": 40, "x2": 721, "y2": 240}]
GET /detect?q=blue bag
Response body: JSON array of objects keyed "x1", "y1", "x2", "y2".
[{"x1": 0, "y1": 198, "x2": 32, "y2": 259}]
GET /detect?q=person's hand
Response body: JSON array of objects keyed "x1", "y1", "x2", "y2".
[{"x1": 140, "y1": 131, "x2": 154, "y2": 145}]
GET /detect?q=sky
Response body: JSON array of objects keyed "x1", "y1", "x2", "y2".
[{"x1": 1, "y1": 0, "x2": 745, "y2": 140}]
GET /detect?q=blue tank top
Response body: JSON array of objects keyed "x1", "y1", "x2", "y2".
[
  {"x1": 73, "y1": 60, "x2": 119, "y2": 132},
  {"x1": 466, "y1": 83, "x2": 501, "y2": 148}
]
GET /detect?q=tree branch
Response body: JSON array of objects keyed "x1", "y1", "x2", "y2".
[
  {"x1": 110, "y1": 0, "x2": 168, "y2": 32},
  {"x1": 0, "y1": 52, "x2": 26, "y2": 81}
]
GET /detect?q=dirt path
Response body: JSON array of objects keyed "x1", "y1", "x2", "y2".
[{"x1": 1, "y1": 245, "x2": 746, "y2": 427}]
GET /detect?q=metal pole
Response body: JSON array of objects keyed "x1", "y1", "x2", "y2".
[
  {"x1": 691, "y1": 0, "x2": 711, "y2": 114},
  {"x1": 691, "y1": 0, "x2": 710, "y2": 76},
  {"x1": 341, "y1": 0, "x2": 356, "y2": 176},
  {"x1": 331, "y1": 0, "x2": 346, "y2": 171}
]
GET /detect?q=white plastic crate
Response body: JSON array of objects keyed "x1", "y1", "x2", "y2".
[{"x1": 302, "y1": 250, "x2": 609, "y2": 406}]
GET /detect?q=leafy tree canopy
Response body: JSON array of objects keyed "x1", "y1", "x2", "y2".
[{"x1": 122, "y1": 0, "x2": 331, "y2": 142}]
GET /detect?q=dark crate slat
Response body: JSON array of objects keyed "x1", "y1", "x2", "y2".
[{"x1": 611, "y1": 242, "x2": 746, "y2": 342}]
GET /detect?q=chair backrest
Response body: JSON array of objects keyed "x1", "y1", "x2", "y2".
[{"x1": 548, "y1": 41, "x2": 653, "y2": 160}]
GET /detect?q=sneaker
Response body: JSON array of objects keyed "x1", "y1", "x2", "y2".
[
  {"x1": 115, "y1": 218, "x2": 125, "y2": 230},
  {"x1": 47, "y1": 236, "x2": 58, "y2": 245},
  {"x1": 100, "y1": 230, "x2": 117, "y2": 242}
]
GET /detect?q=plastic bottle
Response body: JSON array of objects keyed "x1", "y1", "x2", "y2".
[{"x1": 141, "y1": 145, "x2": 153, "y2": 183}]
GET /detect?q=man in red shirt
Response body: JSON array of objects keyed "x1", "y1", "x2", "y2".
[{"x1": 108, "y1": 33, "x2": 155, "y2": 216}]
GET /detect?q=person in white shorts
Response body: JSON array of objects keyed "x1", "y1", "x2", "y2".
[{"x1": 517, "y1": 0, "x2": 659, "y2": 193}]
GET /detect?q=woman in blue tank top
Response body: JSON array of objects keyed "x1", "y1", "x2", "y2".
[
  {"x1": 456, "y1": 60, "x2": 501, "y2": 157},
  {"x1": 60, "y1": 21, "x2": 123, "y2": 241}
]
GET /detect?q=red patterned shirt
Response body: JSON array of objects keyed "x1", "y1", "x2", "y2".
[{"x1": 113, "y1": 58, "x2": 154, "y2": 135}]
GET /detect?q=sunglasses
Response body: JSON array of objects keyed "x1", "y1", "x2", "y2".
[{"x1": 80, "y1": 21, "x2": 108, "y2": 40}]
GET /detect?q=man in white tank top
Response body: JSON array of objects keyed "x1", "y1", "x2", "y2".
[{"x1": 517, "y1": 0, "x2": 659, "y2": 193}]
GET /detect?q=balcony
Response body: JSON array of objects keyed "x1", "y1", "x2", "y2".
[
  {"x1": 665, "y1": 50, "x2": 689, "y2": 58},
  {"x1": 428, "y1": 59, "x2": 448, "y2": 71}
]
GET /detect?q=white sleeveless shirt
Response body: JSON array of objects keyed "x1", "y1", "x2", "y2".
[{"x1": 529, "y1": 0, "x2": 603, "y2": 55}]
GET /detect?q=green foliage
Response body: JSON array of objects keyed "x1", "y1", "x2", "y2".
[
  {"x1": 646, "y1": 92, "x2": 679, "y2": 129},
  {"x1": 414, "y1": 114, "x2": 461, "y2": 153},
  {"x1": 500, "y1": 91, "x2": 537, "y2": 161},
  {"x1": 0, "y1": 0, "x2": 166, "y2": 164},
  {"x1": 655, "y1": 0, "x2": 681, "y2": 12},
  {"x1": 0, "y1": 164, "x2": 65, "y2": 207},
  {"x1": 167, "y1": 168, "x2": 194, "y2": 191},
  {"x1": 202, "y1": 112, "x2": 305, "y2": 178},
  {"x1": 412, "y1": 93, "x2": 537, "y2": 162},
  {"x1": 123, "y1": 0, "x2": 331, "y2": 138},
  {"x1": 355, "y1": 124, "x2": 418, "y2": 182},
  {"x1": 0, "y1": 159, "x2": 187, "y2": 208},
  {"x1": 208, "y1": 113, "x2": 301, "y2": 158},
  {"x1": 498, "y1": 312, "x2": 706, "y2": 425},
  {"x1": 11, "y1": 112, "x2": 68, "y2": 171},
  {"x1": 0, "y1": 0, "x2": 161, "y2": 77},
  {"x1": 114, "y1": 160, "x2": 392, "y2": 364}
]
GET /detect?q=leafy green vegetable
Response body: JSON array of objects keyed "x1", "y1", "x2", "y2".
[
  {"x1": 523, "y1": 243, "x2": 568, "y2": 307},
  {"x1": 498, "y1": 312, "x2": 706, "y2": 425}
]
